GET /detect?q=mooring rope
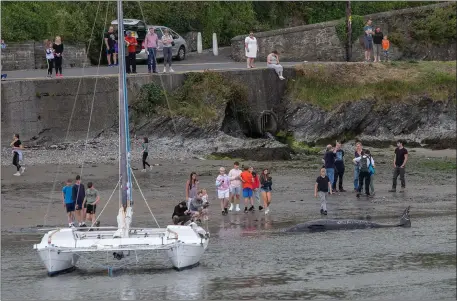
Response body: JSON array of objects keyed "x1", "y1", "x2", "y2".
[
  {"x1": 130, "y1": 168, "x2": 161, "y2": 228},
  {"x1": 87, "y1": 176, "x2": 121, "y2": 231}
]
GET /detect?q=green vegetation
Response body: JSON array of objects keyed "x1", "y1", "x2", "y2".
[
  {"x1": 335, "y1": 15, "x2": 365, "y2": 45},
  {"x1": 418, "y1": 159, "x2": 456, "y2": 172},
  {"x1": 389, "y1": 3, "x2": 456, "y2": 50},
  {"x1": 0, "y1": 1, "x2": 434, "y2": 63},
  {"x1": 133, "y1": 71, "x2": 248, "y2": 127},
  {"x1": 287, "y1": 61, "x2": 456, "y2": 110},
  {"x1": 275, "y1": 131, "x2": 321, "y2": 155}
]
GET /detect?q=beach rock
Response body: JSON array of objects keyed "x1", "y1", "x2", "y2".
[{"x1": 285, "y1": 96, "x2": 456, "y2": 149}]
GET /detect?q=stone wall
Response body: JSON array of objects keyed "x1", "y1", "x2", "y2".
[
  {"x1": 1, "y1": 41, "x2": 88, "y2": 71},
  {"x1": 0, "y1": 68, "x2": 292, "y2": 144},
  {"x1": 231, "y1": 2, "x2": 456, "y2": 62}
]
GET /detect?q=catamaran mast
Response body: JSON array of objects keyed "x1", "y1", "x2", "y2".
[{"x1": 117, "y1": 0, "x2": 131, "y2": 208}]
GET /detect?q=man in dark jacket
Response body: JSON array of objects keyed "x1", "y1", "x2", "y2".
[{"x1": 172, "y1": 201, "x2": 191, "y2": 225}]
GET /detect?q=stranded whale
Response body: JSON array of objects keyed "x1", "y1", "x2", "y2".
[{"x1": 286, "y1": 206, "x2": 411, "y2": 232}]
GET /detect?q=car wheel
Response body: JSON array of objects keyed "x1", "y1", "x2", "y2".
[{"x1": 176, "y1": 46, "x2": 186, "y2": 61}]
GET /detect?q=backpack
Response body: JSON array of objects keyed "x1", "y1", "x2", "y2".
[{"x1": 359, "y1": 156, "x2": 369, "y2": 173}]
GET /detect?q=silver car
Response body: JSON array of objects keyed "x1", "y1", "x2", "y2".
[{"x1": 136, "y1": 26, "x2": 187, "y2": 62}]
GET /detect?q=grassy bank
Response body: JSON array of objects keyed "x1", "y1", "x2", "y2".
[
  {"x1": 133, "y1": 72, "x2": 248, "y2": 127},
  {"x1": 287, "y1": 61, "x2": 456, "y2": 110}
]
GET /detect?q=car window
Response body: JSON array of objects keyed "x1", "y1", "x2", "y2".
[
  {"x1": 155, "y1": 28, "x2": 163, "y2": 39},
  {"x1": 170, "y1": 30, "x2": 179, "y2": 40},
  {"x1": 137, "y1": 21, "x2": 146, "y2": 31}
]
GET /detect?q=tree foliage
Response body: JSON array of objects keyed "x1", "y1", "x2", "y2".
[{"x1": 0, "y1": 1, "x2": 438, "y2": 50}]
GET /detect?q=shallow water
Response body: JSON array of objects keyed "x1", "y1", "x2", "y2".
[{"x1": 1, "y1": 214, "x2": 455, "y2": 300}]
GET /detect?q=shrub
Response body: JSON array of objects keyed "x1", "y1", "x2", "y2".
[{"x1": 335, "y1": 15, "x2": 366, "y2": 45}]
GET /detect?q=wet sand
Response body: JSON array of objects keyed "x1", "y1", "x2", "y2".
[{"x1": 2, "y1": 148, "x2": 455, "y2": 232}]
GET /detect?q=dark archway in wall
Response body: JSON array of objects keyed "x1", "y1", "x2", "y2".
[{"x1": 258, "y1": 110, "x2": 278, "y2": 136}]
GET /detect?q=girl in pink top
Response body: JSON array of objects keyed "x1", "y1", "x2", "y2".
[{"x1": 215, "y1": 167, "x2": 230, "y2": 215}]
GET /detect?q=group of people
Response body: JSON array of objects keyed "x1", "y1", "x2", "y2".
[
  {"x1": 172, "y1": 162, "x2": 274, "y2": 225},
  {"x1": 244, "y1": 31, "x2": 286, "y2": 80},
  {"x1": 104, "y1": 26, "x2": 175, "y2": 74},
  {"x1": 44, "y1": 36, "x2": 64, "y2": 78},
  {"x1": 363, "y1": 19, "x2": 391, "y2": 62},
  {"x1": 316, "y1": 140, "x2": 409, "y2": 215},
  {"x1": 61, "y1": 175, "x2": 101, "y2": 228}
]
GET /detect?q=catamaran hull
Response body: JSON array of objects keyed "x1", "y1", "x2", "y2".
[
  {"x1": 37, "y1": 248, "x2": 78, "y2": 276},
  {"x1": 34, "y1": 225, "x2": 209, "y2": 276},
  {"x1": 167, "y1": 240, "x2": 209, "y2": 271}
]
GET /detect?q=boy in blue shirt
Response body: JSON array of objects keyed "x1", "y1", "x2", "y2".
[{"x1": 62, "y1": 179, "x2": 75, "y2": 227}]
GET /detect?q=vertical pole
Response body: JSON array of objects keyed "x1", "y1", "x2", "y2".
[
  {"x1": 117, "y1": 0, "x2": 128, "y2": 209},
  {"x1": 346, "y1": 1, "x2": 352, "y2": 62}
]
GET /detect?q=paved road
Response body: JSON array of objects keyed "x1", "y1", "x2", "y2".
[{"x1": 3, "y1": 60, "x2": 302, "y2": 80}]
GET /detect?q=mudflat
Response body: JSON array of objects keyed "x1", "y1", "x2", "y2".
[{"x1": 2, "y1": 147, "x2": 455, "y2": 232}]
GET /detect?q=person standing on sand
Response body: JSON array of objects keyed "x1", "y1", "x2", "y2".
[
  {"x1": 215, "y1": 167, "x2": 230, "y2": 215},
  {"x1": 323, "y1": 144, "x2": 336, "y2": 192},
  {"x1": 251, "y1": 169, "x2": 262, "y2": 211},
  {"x1": 141, "y1": 137, "x2": 151, "y2": 172},
  {"x1": 333, "y1": 142, "x2": 346, "y2": 192},
  {"x1": 245, "y1": 31, "x2": 257, "y2": 69},
  {"x1": 82, "y1": 182, "x2": 101, "y2": 228},
  {"x1": 10, "y1": 134, "x2": 25, "y2": 176},
  {"x1": 353, "y1": 142, "x2": 363, "y2": 192},
  {"x1": 185, "y1": 172, "x2": 199, "y2": 208},
  {"x1": 260, "y1": 168, "x2": 273, "y2": 214},
  {"x1": 315, "y1": 168, "x2": 332, "y2": 215},
  {"x1": 240, "y1": 166, "x2": 255, "y2": 213},
  {"x1": 353, "y1": 150, "x2": 375, "y2": 198},
  {"x1": 72, "y1": 175, "x2": 86, "y2": 227},
  {"x1": 62, "y1": 179, "x2": 75, "y2": 227},
  {"x1": 389, "y1": 140, "x2": 408, "y2": 192},
  {"x1": 228, "y1": 161, "x2": 242, "y2": 212}
]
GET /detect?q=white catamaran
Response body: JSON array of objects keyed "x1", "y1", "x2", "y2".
[{"x1": 33, "y1": 0, "x2": 209, "y2": 276}]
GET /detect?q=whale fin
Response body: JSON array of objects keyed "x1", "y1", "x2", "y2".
[{"x1": 399, "y1": 206, "x2": 411, "y2": 227}]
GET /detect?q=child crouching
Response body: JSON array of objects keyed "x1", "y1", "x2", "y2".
[{"x1": 189, "y1": 189, "x2": 210, "y2": 222}]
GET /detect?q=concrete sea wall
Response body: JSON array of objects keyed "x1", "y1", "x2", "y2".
[
  {"x1": 231, "y1": 2, "x2": 456, "y2": 62},
  {"x1": 0, "y1": 41, "x2": 88, "y2": 71}
]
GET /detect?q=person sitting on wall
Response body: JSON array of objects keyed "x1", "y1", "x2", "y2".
[{"x1": 267, "y1": 50, "x2": 285, "y2": 80}]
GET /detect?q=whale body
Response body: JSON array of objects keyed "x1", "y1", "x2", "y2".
[{"x1": 286, "y1": 207, "x2": 411, "y2": 232}]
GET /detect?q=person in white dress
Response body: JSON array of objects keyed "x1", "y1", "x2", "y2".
[
  {"x1": 244, "y1": 31, "x2": 257, "y2": 69},
  {"x1": 267, "y1": 50, "x2": 285, "y2": 80}
]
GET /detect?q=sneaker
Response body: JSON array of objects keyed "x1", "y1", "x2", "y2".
[
  {"x1": 279, "y1": 76, "x2": 285, "y2": 80},
  {"x1": 248, "y1": 206, "x2": 254, "y2": 212},
  {"x1": 228, "y1": 204, "x2": 233, "y2": 211},
  {"x1": 367, "y1": 194, "x2": 373, "y2": 198},
  {"x1": 114, "y1": 63, "x2": 119, "y2": 66},
  {"x1": 13, "y1": 172, "x2": 20, "y2": 176},
  {"x1": 95, "y1": 221, "x2": 100, "y2": 227},
  {"x1": 81, "y1": 223, "x2": 87, "y2": 227},
  {"x1": 388, "y1": 189, "x2": 396, "y2": 192},
  {"x1": 169, "y1": 68, "x2": 175, "y2": 72},
  {"x1": 265, "y1": 208, "x2": 270, "y2": 215},
  {"x1": 320, "y1": 209, "x2": 324, "y2": 215},
  {"x1": 221, "y1": 210, "x2": 226, "y2": 216},
  {"x1": 108, "y1": 64, "x2": 113, "y2": 67},
  {"x1": 20, "y1": 167, "x2": 25, "y2": 174},
  {"x1": 150, "y1": 166, "x2": 153, "y2": 170},
  {"x1": 163, "y1": 67, "x2": 167, "y2": 73},
  {"x1": 258, "y1": 206, "x2": 263, "y2": 211},
  {"x1": 400, "y1": 187, "x2": 405, "y2": 192},
  {"x1": 323, "y1": 210, "x2": 328, "y2": 215},
  {"x1": 244, "y1": 207, "x2": 248, "y2": 213},
  {"x1": 70, "y1": 223, "x2": 76, "y2": 228},
  {"x1": 235, "y1": 205, "x2": 241, "y2": 212},
  {"x1": 69, "y1": 223, "x2": 73, "y2": 227},
  {"x1": 371, "y1": 192, "x2": 375, "y2": 196},
  {"x1": 340, "y1": 189, "x2": 346, "y2": 192},
  {"x1": 356, "y1": 193, "x2": 360, "y2": 198},
  {"x1": 141, "y1": 169, "x2": 146, "y2": 172}
]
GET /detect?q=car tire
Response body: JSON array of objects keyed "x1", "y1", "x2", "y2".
[{"x1": 176, "y1": 46, "x2": 186, "y2": 61}]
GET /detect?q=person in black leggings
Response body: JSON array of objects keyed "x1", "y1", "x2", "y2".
[
  {"x1": 53, "y1": 36, "x2": 64, "y2": 77},
  {"x1": 141, "y1": 137, "x2": 151, "y2": 172}
]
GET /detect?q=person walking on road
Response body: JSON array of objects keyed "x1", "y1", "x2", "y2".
[
  {"x1": 245, "y1": 31, "x2": 258, "y2": 69},
  {"x1": 389, "y1": 140, "x2": 408, "y2": 192}
]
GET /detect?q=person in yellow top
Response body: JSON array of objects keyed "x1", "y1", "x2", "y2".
[{"x1": 382, "y1": 35, "x2": 390, "y2": 62}]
